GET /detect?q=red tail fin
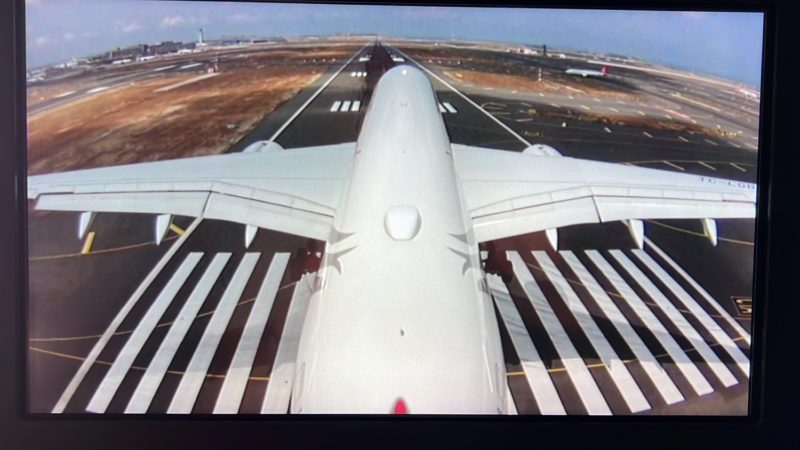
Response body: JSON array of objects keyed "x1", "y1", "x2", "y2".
[{"x1": 601, "y1": 66, "x2": 608, "y2": 75}]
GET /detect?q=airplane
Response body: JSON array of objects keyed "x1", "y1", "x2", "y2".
[
  {"x1": 27, "y1": 64, "x2": 756, "y2": 414},
  {"x1": 565, "y1": 65, "x2": 608, "y2": 77}
]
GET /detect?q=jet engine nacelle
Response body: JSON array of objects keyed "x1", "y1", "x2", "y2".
[
  {"x1": 243, "y1": 140, "x2": 285, "y2": 153},
  {"x1": 523, "y1": 144, "x2": 562, "y2": 157}
]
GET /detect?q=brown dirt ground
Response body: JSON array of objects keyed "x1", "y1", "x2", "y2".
[
  {"x1": 443, "y1": 69, "x2": 642, "y2": 101},
  {"x1": 26, "y1": 44, "x2": 357, "y2": 109},
  {"x1": 27, "y1": 66, "x2": 322, "y2": 174}
]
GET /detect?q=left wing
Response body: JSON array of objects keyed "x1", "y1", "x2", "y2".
[
  {"x1": 452, "y1": 144, "x2": 756, "y2": 243},
  {"x1": 28, "y1": 143, "x2": 356, "y2": 242}
]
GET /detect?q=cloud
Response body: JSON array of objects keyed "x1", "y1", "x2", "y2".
[
  {"x1": 161, "y1": 15, "x2": 186, "y2": 28},
  {"x1": 33, "y1": 35, "x2": 54, "y2": 47},
  {"x1": 62, "y1": 32, "x2": 75, "y2": 42},
  {"x1": 120, "y1": 21, "x2": 142, "y2": 33}
]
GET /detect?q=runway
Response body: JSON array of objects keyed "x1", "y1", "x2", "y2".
[{"x1": 28, "y1": 41, "x2": 756, "y2": 415}]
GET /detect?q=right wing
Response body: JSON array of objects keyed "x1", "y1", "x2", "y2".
[
  {"x1": 453, "y1": 144, "x2": 756, "y2": 243},
  {"x1": 28, "y1": 143, "x2": 356, "y2": 242}
]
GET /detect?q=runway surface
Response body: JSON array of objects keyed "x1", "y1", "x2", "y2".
[{"x1": 28, "y1": 41, "x2": 756, "y2": 415}]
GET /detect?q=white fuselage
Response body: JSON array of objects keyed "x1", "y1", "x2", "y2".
[
  {"x1": 291, "y1": 66, "x2": 507, "y2": 414},
  {"x1": 565, "y1": 68, "x2": 604, "y2": 77}
]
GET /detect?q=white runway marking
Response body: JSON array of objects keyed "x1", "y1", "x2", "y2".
[
  {"x1": 351, "y1": 100, "x2": 361, "y2": 112},
  {"x1": 330, "y1": 101, "x2": 341, "y2": 112},
  {"x1": 87, "y1": 252, "x2": 204, "y2": 413},
  {"x1": 214, "y1": 253, "x2": 291, "y2": 414},
  {"x1": 745, "y1": 143, "x2": 758, "y2": 150},
  {"x1": 533, "y1": 252, "x2": 650, "y2": 413},
  {"x1": 442, "y1": 102, "x2": 457, "y2": 113},
  {"x1": 566, "y1": 252, "x2": 684, "y2": 405},
  {"x1": 54, "y1": 90, "x2": 76, "y2": 98},
  {"x1": 633, "y1": 250, "x2": 749, "y2": 378},
  {"x1": 269, "y1": 44, "x2": 368, "y2": 140},
  {"x1": 608, "y1": 107, "x2": 619, "y2": 112},
  {"x1": 678, "y1": 136, "x2": 689, "y2": 142},
  {"x1": 637, "y1": 110, "x2": 646, "y2": 116},
  {"x1": 178, "y1": 62, "x2": 203, "y2": 70},
  {"x1": 488, "y1": 274, "x2": 566, "y2": 415},
  {"x1": 704, "y1": 139, "x2": 718, "y2": 146},
  {"x1": 391, "y1": 46, "x2": 531, "y2": 146},
  {"x1": 153, "y1": 65, "x2": 177, "y2": 72},
  {"x1": 609, "y1": 250, "x2": 715, "y2": 395},
  {"x1": 729, "y1": 162, "x2": 747, "y2": 172},
  {"x1": 438, "y1": 102, "x2": 446, "y2": 113},
  {"x1": 644, "y1": 237, "x2": 751, "y2": 345},
  {"x1": 86, "y1": 86, "x2": 110, "y2": 94},
  {"x1": 508, "y1": 252, "x2": 612, "y2": 415},
  {"x1": 662, "y1": 160, "x2": 685, "y2": 171},
  {"x1": 50, "y1": 218, "x2": 202, "y2": 413},
  {"x1": 580, "y1": 105, "x2": 591, "y2": 111},
  {"x1": 642, "y1": 131, "x2": 653, "y2": 138},
  {"x1": 698, "y1": 161, "x2": 716, "y2": 171},
  {"x1": 603, "y1": 126, "x2": 612, "y2": 133},
  {"x1": 261, "y1": 273, "x2": 315, "y2": 413},
  {"x1": 126, "y1": 253, "x2": 232, "y2": 413},
  {"x1": 168, "y1": 253, "x2": 261, "y2": 414},
  {"x1": 341, "y1": 100, "x2": 351, "y2": 112}
]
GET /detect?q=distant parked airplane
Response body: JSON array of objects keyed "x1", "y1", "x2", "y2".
[{"x1": 566, "y1": 65, "x2": 608, "y2": 77}]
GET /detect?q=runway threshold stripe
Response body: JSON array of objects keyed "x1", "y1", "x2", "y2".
[
  {"x1": 86, "y1": 252, "x2": 204, "y2": 413},
  {"x1": 268, "y1": 44, "x2": 367, "y2": 141},
  {"x1": 167, "y1": 253, "x2": 261, "y2": 414},
  {"x1": 571, "y1": 252, "x2": 684, "y2": 405},
  {"x1": 506, "y1": 385, "x2": 518, "y2": 415},
  {"x1": 125, "y1": 253, "x2": 231, "y2": 413},
  {"x1": 351, "y1": 100, "x2": 361, "y2": 112},
  {"x1": 507, "y1": 251, "x2": 611, "y2": 415},
  {"x1": 261, "y1": 272, "x2": 315, "y2": 413},
  {"x1": 442, "y1": 102, "x2": 457, "y2": 113},
  {"x1": 438, "y1": 103, "x2": 446, "y2": 113},
  {"x1": 644, "y1": 237, "x2": 750, "y2": 344},
  {"x1": 341, "y1": 100, "x2": 352, "y2": 112},
  {"x1": 214, "y1": 253, "x2": 291, "y2": 414},
  {"x1": 608, "y1": 250, "x2": 715, "y2": 395},
  {"x1": 330, "y1": 101, "x2": 341, "y2": 112},
  {"x1": 534, "y1": 252, "x2": 650, "y2": 413},
  {"x1": 51, "y1": 218, "x2": 201, "y2": 413},
  {"x1": 488, "y1": 274, "x2": 566, "y2": 415},
  {"x1": 632, "y1": 250, "x2": 750, "y2": 378}
]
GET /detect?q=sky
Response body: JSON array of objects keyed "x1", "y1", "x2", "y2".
[{"x1": 25, "y1": 0, "x2": 764, "y2": 86}]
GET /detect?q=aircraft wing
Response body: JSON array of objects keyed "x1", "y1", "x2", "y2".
[
  {"x1": 28, "y1": 143, "x2": 356, "y2": 242},
  {"x1": 452, "y1": 144, "x2": 756, "y2": 243}
]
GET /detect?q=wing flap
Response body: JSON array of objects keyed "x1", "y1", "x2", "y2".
[
  {"x1": 29, "y1": 143, "x2": 355, "y2": 242},
  {"x1": 453, "y1": 144, "x2": 756, "y2": 243}
]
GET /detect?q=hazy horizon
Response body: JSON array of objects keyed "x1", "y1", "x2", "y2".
[{"x1": 26, "y1": 0, "x2": 764, "y2": 86}]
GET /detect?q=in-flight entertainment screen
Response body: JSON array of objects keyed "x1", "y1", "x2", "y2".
[{"x1": 26, "y1": 1, "x2": 762, "y2": 415}]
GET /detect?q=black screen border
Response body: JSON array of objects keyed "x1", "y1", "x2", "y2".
[{"x1": 1, "y1": 0, "x2": 795, "y2": 448}]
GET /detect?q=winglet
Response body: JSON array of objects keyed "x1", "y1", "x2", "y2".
[
  {"x1": 155, "y1": 214, "x2": 172, "y2": 245},
  {"x1": 545, "y1": 228, "x2": 558, "y2": 251},
  {"x1": 626, "y1": 219, "x2": 644, "y2": 250},
  {"x1": 702, "y1": 218, "x2": 718, "y2": 246},
  {"x1": 78, "y1": 211, "x2": 96, "y2": 240}
]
